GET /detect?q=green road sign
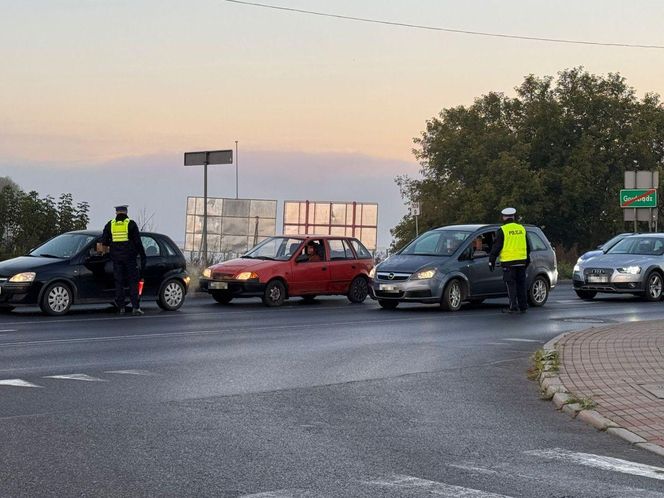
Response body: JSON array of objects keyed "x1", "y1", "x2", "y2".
[{"x1": 620, "y1": 189, "x2": 658, "y2": 208}]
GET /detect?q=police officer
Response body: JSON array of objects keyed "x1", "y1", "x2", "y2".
[
  {"x1": 101, "y1": 205, "x2": 147, "y2": 315},
  {"x1": 489, "y1": 207, "x2": 531, "y2": 314}
]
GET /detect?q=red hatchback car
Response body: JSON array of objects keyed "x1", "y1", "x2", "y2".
[{"x1": 199, "y1": 235, "x2": 374, "y2": 306}]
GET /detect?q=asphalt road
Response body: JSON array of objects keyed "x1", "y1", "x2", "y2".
[{"x1": 1, "y1": 283, "x2": 664, "y2": 497}]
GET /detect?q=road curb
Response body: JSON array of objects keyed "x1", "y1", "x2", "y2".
[{"x1": 537, "y1": 330, "x2": 664, "y2": 458}]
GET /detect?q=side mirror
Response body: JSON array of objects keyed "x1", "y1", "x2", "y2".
[
  {"x1": 295, "y1": 254, "x2": 308, "y2": 263},
  {"x1": 597, "y1": 244, "x2": 604, "y2": 250}
]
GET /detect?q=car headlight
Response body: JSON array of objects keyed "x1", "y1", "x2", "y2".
[
  {"x1": 9, "y1": 272, "x2": 36, "y2": 283},
  {"x1": 202, "y1": 268, "x2": 212, "y2": 278},
  {"x1": 413, "y1": 268, "x2": 436, "y2": 280},
  {"x1": 235, "y1": 272, "x2": 258, "y2": 280},
  {"x1": 369, "y1": 267, "x2": 376, "y2": 279},
  {"x1": 617, "y1": 266, "x2": 641, "y2": 275},
  {"x1": 573, "y1": 264, "x2": 581, "y2": 273}
]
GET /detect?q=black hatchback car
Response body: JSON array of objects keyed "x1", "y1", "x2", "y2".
[{"x1": 0, "y1": 230, "x2": 190, "y2": 315}]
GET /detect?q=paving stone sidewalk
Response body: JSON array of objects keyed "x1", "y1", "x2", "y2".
[{"x1": 543, "y1": 320, "x2": 664, "y2": 457}]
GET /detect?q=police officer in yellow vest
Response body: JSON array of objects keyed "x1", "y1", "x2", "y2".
[
  {"x1": 101, "y1": 205, "x2": 147, "y2": 315},
  {"x1": 489, "y1": 207, "x2": 531, "y2": 314}
]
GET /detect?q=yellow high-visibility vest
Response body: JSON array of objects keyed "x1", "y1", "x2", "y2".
[
  {"x1": 110, "y1": 218, "x2": 130, "y2": 243},
  {"x1": 500, "y1": 222, "x2": 527, "y2": 262}
]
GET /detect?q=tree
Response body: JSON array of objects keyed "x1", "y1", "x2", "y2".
[{"x1": 393, "y1": 68, "x2": 664, "y2": 253}]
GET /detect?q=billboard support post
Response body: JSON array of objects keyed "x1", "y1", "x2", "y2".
[{"x1": 184, "y1": 149, "x2": 234, "y2": 265}]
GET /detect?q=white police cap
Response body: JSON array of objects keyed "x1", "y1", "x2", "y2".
[
  {"x1": 114, "y1": 205, "x2": 129, "y2": 212},
  {"x1": 501, "y1": 207, "x2": 516, "y2": 216}
]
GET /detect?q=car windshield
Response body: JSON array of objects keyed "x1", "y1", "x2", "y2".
[
  {"x1": 602, "y1": 234, "x2": 630, "y2": 251},
  {"x1": 29, "y1": 233, "x2": 96, "y2": 259},
  {"x1": 399, "y1": 230, "x2": 472, "y2": 256},
  {"x1": 607, "y1": 237, "x2": 664, "y2": 256},
  {"x1": 243, "y1": 237, "x2": 304, "y2": 261}
]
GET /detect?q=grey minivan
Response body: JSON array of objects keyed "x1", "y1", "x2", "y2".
[{"x1": 369, "y1": 224, "x2": 558, "y2": 311}]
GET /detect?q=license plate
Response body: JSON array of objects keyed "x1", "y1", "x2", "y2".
[
  {"x1": 587, "y1": 275, "x2": 609, "y2": 283},
  {"x1": 210, "y1": 281, "x2": 228, "y2": 290},
  {"x1": 379, "y1": 284, "x2": 399, "y2": 292}
]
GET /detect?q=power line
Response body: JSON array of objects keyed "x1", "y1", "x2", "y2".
[{"x1": 224, "y1": 0, "x2": 664, "y2": 50}]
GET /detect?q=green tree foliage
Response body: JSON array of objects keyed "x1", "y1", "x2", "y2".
[
  {"x1": 393, "y1": 68, "x2": 664, "y2": 253},
  {"x1": 0, "y1": 180, "x2": 90, "y2": 259}
]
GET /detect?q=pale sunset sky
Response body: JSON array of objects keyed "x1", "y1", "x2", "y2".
[{"x1": 1, "y1": 0, "x2": 663, "y2": 248}]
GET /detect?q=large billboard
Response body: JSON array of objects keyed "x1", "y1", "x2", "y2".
[
  {"x1": 185, "y1": 197, "x2": 277, "y2": 258},
  {"x1": 283, "y1": 200, "x2": 378, "y2": 251}
]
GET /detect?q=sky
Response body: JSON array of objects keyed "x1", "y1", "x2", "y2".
[{"x1": 2, "y1": 0, "x2": 663, "y2": 249}]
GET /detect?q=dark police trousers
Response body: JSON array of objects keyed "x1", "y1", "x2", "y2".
[
  {"x1": 113, "y1": 258, "x2": 140, "y2": 309},
  {"x1": 503, "y1": 265, "x2": 528, "y2": 311}
]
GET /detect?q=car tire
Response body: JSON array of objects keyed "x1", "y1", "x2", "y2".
[
  {"x1": 440, "y1": 279, "x2": 463, "y2": 312},
  {"x1": 301, "y1": 295, "x2": 317, "y2": 303},
  {"x1": 40, "y1": 282, "x2": 73, "y2": 316},
  {"x1": 378, "y1": 299, "x2": 399, "y2": 310},
  {"x1": 643, "y1": 271, "x2": 663, "y2": 302},
  {"x1": 575, "y1": 290, "x2": 597, "y2": 301},
  {"x1": 158, "y1": 279, "x2": 186, "y2": 311},
  {"x1": 528, "y1": 276, "x2": 549, "y2": 307},
  {"x1": 262, "y1": 279, "x2": 286, "y2": 307},
  {"x1": 211, "y1": 291, "x2": 233, "y2": 305},
  {"x1": 347, "y1": 276, "x2": 369, "y2": 304},
  {"x1": 0, "y1": 305, "x2": 15, "y2": 313}
]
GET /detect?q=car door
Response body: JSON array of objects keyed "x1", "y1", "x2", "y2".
[
  {"x1": 327, "y1": 239, "x2": 357, "y2": 293},
  {"x1": 466, "y1": 231, "x2": 504, "y2": 296},
  {"x1": 76, "y1": 240, "x2": 114, "y2": 301},
  {"x1": 140, "y1": 235, "x2": 167, "y2": 295},
  {"x1": 289, "y1": 238, "x2": 331, "y2": 295},
  {"x1": 526, "y1": 231, "x2": 549, "y2": 283}
]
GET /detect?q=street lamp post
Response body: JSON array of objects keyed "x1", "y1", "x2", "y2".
[{"x1": 184, "y1": 149, "x2": 234, "y2": 265}]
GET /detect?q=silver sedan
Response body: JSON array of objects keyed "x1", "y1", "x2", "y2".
[{"x1": 573, "y1": 234, "x2": 664, "y2": 301}]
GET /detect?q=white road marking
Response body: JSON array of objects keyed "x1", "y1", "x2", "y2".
[
  {"x1": 0, "y1": 315, "x2": 461, "y2": 349},
  {"x1": 43, "y1": 374, "x2": 107, "y2": 382},
  {"x1": 0, "y1": 330, "x2": 16, "y2": 333},
  {"x1": 104, "y1": 369, "x2": 157, "y2": 376},
  {"x1": 239, "y1": 490, "x2": 307, "y2": 498},
  {"x1": 526, "y1": 448, "x2": 664, "y2": 481},
  {"x1": 448, "y1": 463, "x2": 664, "y2": 497},
  {"x1": 0, "y1": 379, "x2": 43, "y2": 388},
  {"x1": 366, "y1": 474, "x2": 513, "y2": 497},
  {"x1": 502, "y1": 338, "x2": 543, "y2": 343}
]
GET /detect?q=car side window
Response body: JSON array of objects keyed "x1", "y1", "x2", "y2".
[
  {"x1": 471, "y1": 232, "x2": 494, "y2": 258},
  {"x1": 350, "y1": 239, "x2": 372, "y2": 259},
  {"x1": 527, "y1": 232, "x2": 548, "y2": 252},
  {"x1": 142, "y1": 236, "x2": 161, "y2": 257},
  {"x1": 163, "y1": 240, "x2": 178, "y2": 256},
  {"x1": 329, "y1": 239, "x2": 352, "y2": 260}
]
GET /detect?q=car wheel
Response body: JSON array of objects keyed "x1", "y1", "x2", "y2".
[
  {"x1": 378, "y1": 299, "x2": 399, "y2": 310},
  {"x1": 262, "y1": 279, "x2": 286, "y2": 307},
  {"x1": 40, "y1": 282, "x2": 73, "y2": 316},
  {"x1": 211, "y1": 291, "x2": 233, "y2": 305},
  {"x1": 158, "y1": 279, "x2": 186, "y2": 311},
  {"x1": 643, "y1": 271, "x2": 663, "y2": 301},
  {"x1": 440, "y1": 279, "x2": 463, "y2": 311},
  {"x1": 0, "y1": 305, "x2": 15, "y2": 313},
  {"x1": 528, "y1": 276, "x2": 549, "y2": 307},
  {"x1": 301, "y1": 295, "x2": 317, "y2": 303},
  {"x1": 575, "y1": 290, "x2": 597, "y2": 301},
  {"x1": 347, "y1": 276, "x2": 369, "y2": 304}
]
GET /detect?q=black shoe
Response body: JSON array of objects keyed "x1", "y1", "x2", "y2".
[
  {"x1": 132, "y1": 308, "x2": 144, "y2": 316},
  {"x1": 519, "y1": 309, "x2": 528, "y2": 314},
  {"x1": 501, "y1": 307, "x2": 517, "y2": 314}
]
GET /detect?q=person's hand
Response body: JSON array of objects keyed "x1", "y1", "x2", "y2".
[{"x1": 489, "y1": 261, "x2": 495, "y2": 272}]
